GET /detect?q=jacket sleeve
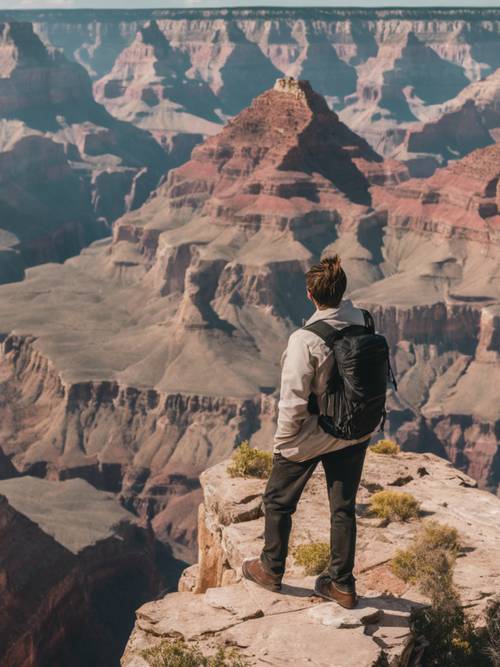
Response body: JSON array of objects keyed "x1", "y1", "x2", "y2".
[{"x1": 274, "y1": 331, "x2": 316, "y2": 443}]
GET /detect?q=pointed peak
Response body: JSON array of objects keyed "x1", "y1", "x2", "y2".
[{"x1": 273, "y1": 77, "x2": 330, "y2": 114}]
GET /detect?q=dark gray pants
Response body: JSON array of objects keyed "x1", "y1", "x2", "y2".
[{"x1": 260, "y1": 440, "x2": 369, "y2": 592}]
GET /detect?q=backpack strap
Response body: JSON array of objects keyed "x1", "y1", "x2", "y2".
[
  {"x1": 361, "y1": 309, "x2": 375, "y2": 334},
  {"x1": 302, "y1": 320, "x2": 341, "y2": 350}
]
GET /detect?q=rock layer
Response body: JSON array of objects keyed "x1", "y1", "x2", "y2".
[{"x1": 93, "y1": 20, "x2": 222, "y2": 153}]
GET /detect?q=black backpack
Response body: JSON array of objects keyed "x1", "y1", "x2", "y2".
[{"x1": 303, "y1": 310, "x2": 396, "y2": 440}]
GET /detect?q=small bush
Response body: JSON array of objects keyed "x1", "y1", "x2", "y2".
[
  {"x1": 227, "y1": 442, "x2": 272, "y2": 479},
  {"x1": 392, "y1": 520, "x2": 461, "y2": 596},
  {"x1": 142, "y1": 640, "x2": 248, "y2": 667},
  {"x1": 370, "y1": 439, "x2": 400, "y2": 455},
  {"x1": 418, "y1": 520, "x2": 461, "y2": 554},
  {"x1": 293, "y1": 542, "x2": 330, "y2": 575},
  {"x1": 411, "y1": 603, "x2": 490, "y2": 667},
  {"x1": 485, "y1": 596, "x2": 500, "y2": 667},
  {"x1": 369, "y1": 490, "x2": 420, "y2": 521},
  {"x1": 391, "y1": 520, "x2": 491, "y2": 667}
]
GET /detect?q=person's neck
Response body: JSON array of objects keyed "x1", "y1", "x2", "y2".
[{"x1": 316, "y1": 302, "x2": 341, "y2": 311}]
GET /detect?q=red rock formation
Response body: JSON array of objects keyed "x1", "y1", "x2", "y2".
[
  {"x1": 371, "y1": 143, "x2": 500, "y2": 243},
  {"x1": 0, "y1": 475, "x2": 166, "y2": 667},
  {"x1": 351, "y1": 143, "x2": 500, "y2": 491}
]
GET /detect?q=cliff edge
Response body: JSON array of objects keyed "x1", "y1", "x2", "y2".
[{"x1": 122, "y1": 449, "x2": 500, "y2": 667}]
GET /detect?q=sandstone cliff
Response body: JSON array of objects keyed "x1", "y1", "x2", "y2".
[
  {"x1": 0, "y1": 475, "x2": 170, "y2": 667},
  {"x1": 122, "y1": 450, "x2": 500, "y2": 666},
  {"x1": 93, "y1": 20, "x2": 222, "y2": 157}
]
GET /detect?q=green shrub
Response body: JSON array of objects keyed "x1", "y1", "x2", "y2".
[
  {"x1": 369, "y1": 490, "x2": 420, "y2": 521},
  {"x1": 141, "y1": 640, "x2": 247, "y2": 667},
  {"x1": 227, "y1": 442, "x2": 272, "y2": 479},
  {"x1": 293, "y1": 542, "x2": 330, "y2": 575},
  {"x1": 227, "y1": 441, "x2": 273, "y2": 478},
  {"x1": 370, "y1": 439, "x2": 400, "y2": 455},
  {"x1": 392, "y1": 521, "x2": 491, "y2": 667},
  {"x1": 392, "y1": 520, "x2": 461, "y2": 596}
]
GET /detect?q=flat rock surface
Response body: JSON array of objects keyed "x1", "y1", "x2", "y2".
[{"x1": 0, "y1": 475, "x2": 138, "y2": 554}]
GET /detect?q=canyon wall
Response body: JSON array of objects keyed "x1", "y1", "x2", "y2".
[
  {"x1": 0, "y1": 8, "x2": 499, "y2": 666},
  {"x1": 1, "y1": 7, "x2": 500, "y2": 278}
]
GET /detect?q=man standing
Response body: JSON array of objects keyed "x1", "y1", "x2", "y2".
[{"x1": 242, "y1": 255, "x2": 376, "y2": 609}]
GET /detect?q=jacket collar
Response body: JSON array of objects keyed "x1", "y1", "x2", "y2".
[{"x1": 304, "y1": 299, "x2": 360, "y2": 327}]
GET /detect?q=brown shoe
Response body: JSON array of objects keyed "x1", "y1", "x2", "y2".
[
  {"x1": 314, "y1": 575, "x2": 358, "y2": 609},
  {"x1": 242, "y1": 558, "x2": 282, "y2": 592}
]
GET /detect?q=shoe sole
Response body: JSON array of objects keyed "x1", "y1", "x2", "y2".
[
  {"x1": 242, "y1": 560, "x2": 282, "y2": 593},
  {"x1": 313, "y1": 582, "x2": 357, "y2": 609}
]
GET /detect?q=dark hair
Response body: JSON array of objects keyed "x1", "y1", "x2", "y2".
[{"x1": 306, "y1": 255, "x2": 347, "y2": 308}]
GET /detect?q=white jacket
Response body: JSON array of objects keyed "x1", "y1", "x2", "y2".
[{"x1": 274, "y1": 299, "x2": 373, "y2": 461}]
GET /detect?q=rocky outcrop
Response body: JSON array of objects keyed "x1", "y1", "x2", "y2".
[
  {"x1": 0, "y1": 21, "x2": 168, "y2": 283},
  {"x1": 371, "y1": 143, "x2": 500, "y2": 244},
  {"x1": 0, "y1": 475, "x2": 167, "y2": 667},
  {"x1": 346, "y1": 143, "x2": 500, "y2": 491},
  {"x1": 122, "y1": 450, "x2": 500, "y2": 666},
  {"x1": 339, "y1": 30, "x2": 470, "y2": 152}
]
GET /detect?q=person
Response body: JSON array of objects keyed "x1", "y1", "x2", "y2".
[{"x1": 242, "y1": 255, "x2": 373, "y2": 609}]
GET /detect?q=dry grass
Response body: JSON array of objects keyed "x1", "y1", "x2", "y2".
[
  {"x1": 293, "y1": 542, "x2": 330, "y2": 575},
  {"x1": 392, "y1": 520, "x2": 461, "y2": 592},
  {"x1": 391, "y1": 520, "x2": 492, "y2": 666},
  {"x1": 370, "y1": 439, "x2": 400, "y2": 455},
  {"x1": 227, "y1": 442, "x2": 272, "y2": 479},
  {"x1": 141, "y1": 640, "x2": 247, "y2": 667},
  {"x1": 369, "y1": 490, "x2": 420, "y2": 521}
]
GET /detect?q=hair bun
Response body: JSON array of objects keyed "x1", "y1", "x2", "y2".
[{"x1": 321, "y1": 255, "x2": 341, "y2": 272}]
